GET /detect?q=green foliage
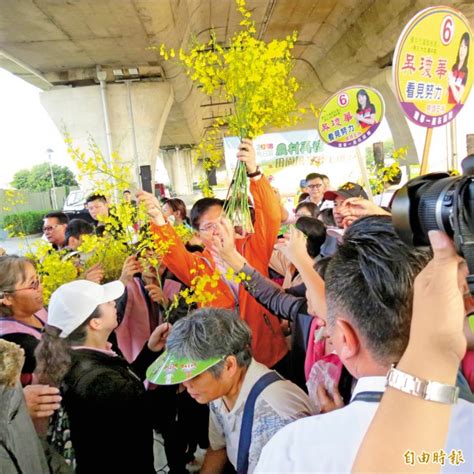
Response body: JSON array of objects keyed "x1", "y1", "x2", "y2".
[
  {"x1": 11, "y1": 169, "x2": 30, "y2": 189},
  {"x1": 2, "y1": 210, "x2": 48, "y2": 235},
  {"x1": 11, "y1": 163, "x2": 77, "y2": 192}
]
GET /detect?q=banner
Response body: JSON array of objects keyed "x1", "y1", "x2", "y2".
[
  {"x1": 393, "y1": 6, "x2": 473, "y2": 128},
  {"x1": 316, "y1": 86, "x2": 385, "y2": 148},
  {"x1": 223, "y1": 129, "x2": 324, "y2": 175}
]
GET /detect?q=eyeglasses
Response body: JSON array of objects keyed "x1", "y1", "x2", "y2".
[
  {"x1": 15, "y1": 280, "x2": 41, "y2": 292},
  {"x1": 199, "y1": 222, "x2": 218, "y2": 232},
  {"x1": 0, "y1": 279, "x2": 41, "y2": 296},
  {"x1": 43, "y1": 224, "x2": 59, "y2": 232},
  {"x1": 307, "y1": 184, "x2": 323, "y2": 190}
]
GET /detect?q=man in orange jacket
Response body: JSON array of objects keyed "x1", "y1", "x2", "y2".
[{"x1": 138, "y1": 139, "x2": 288, "y2": 370}]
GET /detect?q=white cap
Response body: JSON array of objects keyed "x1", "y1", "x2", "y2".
[{"x1": 47, "y1": 280, "x2": 125, "y2": 338}]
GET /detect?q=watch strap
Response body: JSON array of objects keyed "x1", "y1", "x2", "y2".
[{"x1": 386, "y1": 366, "x2": 459, "y2": 404}]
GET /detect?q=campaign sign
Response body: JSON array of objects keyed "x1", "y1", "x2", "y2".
[
  {"x1": 393, "y1": 6, "x2": 473, "y2": 128},
  {"x1": 317, "y1": 86, "x2": 385, "y2": 148}
]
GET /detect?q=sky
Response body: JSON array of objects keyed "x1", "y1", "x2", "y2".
[
  {"x1": 0, "y1": 68, "x2": 73, "y2": 188},
  {"x1": 1, "y1": 66, "x2": 474, "y2": 191}
]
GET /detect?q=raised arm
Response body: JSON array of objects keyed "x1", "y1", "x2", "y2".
[
  {"x1": 137, "y1": 191, "x2": 201, "y2": 286},
  {"x1": 236, "y1": 139, "x2": 281, "y2": 264},
  {"x1": 275, "y1": 226, "x2": 327, "y2": 320},
  {"x1": 212, "y1": 218, "x2": 306, "y2": 321},
  {"x1": 353, "y1": 231, "x2": 466, "y2": 473}
]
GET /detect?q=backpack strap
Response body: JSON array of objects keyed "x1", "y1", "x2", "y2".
[{"x1": 236, "y1": 371, "x2": 282, "y2": 474}]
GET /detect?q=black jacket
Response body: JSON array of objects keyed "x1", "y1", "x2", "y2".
[{"x1": 62, "y1": 345, "x2": 157, "y2": 474}]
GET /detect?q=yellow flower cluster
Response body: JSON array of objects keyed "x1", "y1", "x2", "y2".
[
  {"x1": 369, "y1": 146, "x2": 408, "y2": 195},
  {"x1": 66, "y1": 135, "x2": 174, "y2": 279},
  {"x1": 137, "y1": 223, "x2": 175, "y2": 269},
  {"x1": 78, "y1": 233, "x2": 130, "y2": 282},
  {"x1": 26, "y1": 241, "x2": 78, "y2": 305},
  {"x1": 173, "y1": 224, "x2": 194, "y2": 244},
  {"x1": 155, "y1": 0, "x2": 303, "y2": 195},
  {"x1": 13, "y1": 137, "x2": 180, "y2": 301},
  {"x1": 165, "y1": 265, "x2": 222, "y2": 320},
  {"x1": 194, "y1": 118, "x2": 225, "y2": 196},
  {"x1": 2, "y1": 189, "x2": 25, "y2": 213},
  {"x1": 2, "y1": 190, "x2": 28, "y2": 238},
  {"x1": 225, "y1": 267, "x2": 252, "y2": 284},
  {"x1": 184, "y1": 269, "x2": 220, "y2": 305},
  {"x1": 65, "y1": 133, "x2": 134, "y2": 200},
  {"x1": 197, "y1": 175, "x2": 215, "y2": 198}
]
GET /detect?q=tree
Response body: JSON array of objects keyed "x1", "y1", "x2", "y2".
[
  {"x1": 10, "y1": 169, "x2": 30, "y2": 190},
  {"x1": 11, "y1": 163, "x2": 78, "y2": 192}
]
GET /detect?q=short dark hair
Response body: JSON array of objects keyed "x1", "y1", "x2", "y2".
[
  {"x1": 44, "y1": 212, "x2": 68, "y2": 225},
  {"x1": 295, "y1": 216, "x2": 326, "y2": 259},
  {"x1": 65, "y1": 218, "x2": 94, "y2": 244},
  {"x1": 318, "y1": 208, "x2": 336, "y2": 227},
  {"x1": 320, "y1": 174, "x2": 329, "y2": 181},
  {"x1": 295, "y1": 202, "x2": 319, "y2": 218},
  {"x1": 325, "y1": 216, "x2": 430, "y2": 364},
  {"x1": 123, "y1": 190, "x2": 131, "y2": 194},
  {"x1": 164, "y1": 198, "x2": 188, "y2": 221},
  {"x1": 315, "y1": 256, "x2": 331, "y2": 280},
  {"x1": 85, "y1": 193, "x2": 107, "y2": 205},
  {"x1": 297, "y1": 192, "x2": 309, "y2": 204},
  {"x1": 305, "y1": 173, "x2": 324, "y2": 182},
  {"x1": 190, "y1": 197, "x2": 224, "y2": 230}
]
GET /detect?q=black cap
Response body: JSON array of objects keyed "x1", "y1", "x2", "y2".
[{"x1": 324, "y1": 182, "x2": 369, "y2": 201}]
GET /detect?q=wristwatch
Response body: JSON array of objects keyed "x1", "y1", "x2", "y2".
[{"x1": 386, "y1": 366, "x2": 459, "y2": 404}]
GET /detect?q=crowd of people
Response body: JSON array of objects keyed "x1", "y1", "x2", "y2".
[{"x1": 0, "y1": 139, "x2": 473, "y2": 473}]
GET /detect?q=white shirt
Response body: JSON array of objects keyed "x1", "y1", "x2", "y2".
[
  {"x1": 209, "y1": 359, "x2": 314, "y2": 473},
  {"x1": 255, "y1": 376, "x2": 474, "y2": 473}
]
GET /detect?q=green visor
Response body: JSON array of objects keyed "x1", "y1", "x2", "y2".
[{"x1": 146, "y1": 351, "x2": 224, "y2": 385}]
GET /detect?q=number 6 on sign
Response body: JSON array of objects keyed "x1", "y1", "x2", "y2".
[
  {"x1": 440, "y1": 16, "x2": 454, "y2": 45},
  {"x1": 338, "y1": 93, "x2": 349, "y2": 107},
  {"x1": 393, "y1": 6, "x2": 473, "y2": 128}
]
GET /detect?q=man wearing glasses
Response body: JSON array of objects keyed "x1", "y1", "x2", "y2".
[
  {"x1": 138, "y1": 139, "x2": 289, "y2": 372},
  {"x1": 302, "y1": 173, "x2": 326, "y2": 210},
  {"x1": 42, "y1": 212, "x2": 69, "y2": 249}
]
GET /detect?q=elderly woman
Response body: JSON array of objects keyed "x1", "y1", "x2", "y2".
[
  {"x1": 0, "y1": 255, "x2": 64, "y2": 424},
  {"x1": 147, "y1": 308, "x2": 314, "y2": 474},
  {"x1": 0, "y1": 255, "x2": 46, "y2": 385}
]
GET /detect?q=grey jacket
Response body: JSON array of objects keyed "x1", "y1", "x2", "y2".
[
  {"x1": 0, "y1": 383, "x2": 50, "y2": 474},
  {"x1": 241, "y1": 264, "x2": 312, "y2": 389}
]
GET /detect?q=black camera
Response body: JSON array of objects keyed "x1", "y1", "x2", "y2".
[{"x1": 391, "y1": 154, "x2": 474, "y2": 292}]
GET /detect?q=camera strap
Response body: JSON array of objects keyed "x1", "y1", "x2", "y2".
[{"x1": 452, "y1": 176, "x2": 474, "y2": 294}]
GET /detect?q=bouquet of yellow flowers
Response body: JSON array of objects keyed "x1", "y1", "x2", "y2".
[{"x1": 157, "y1": 0, "x2": 302, "y2": 230}]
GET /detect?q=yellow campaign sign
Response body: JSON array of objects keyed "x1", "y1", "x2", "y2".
[
  {"x1": 317, "y1": 86, "x2": 385, "y2": 148},
  {"x1": 394, "y1": 6, "x2": 473, "y2": 128}
]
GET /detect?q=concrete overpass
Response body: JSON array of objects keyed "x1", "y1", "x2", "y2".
[{"x1": 1, "y1": 0, "x2": 473, "y2": 193}]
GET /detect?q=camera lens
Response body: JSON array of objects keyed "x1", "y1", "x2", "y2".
[{"x1": 391, "y1": 173, "x2": 457, "y2": 246}]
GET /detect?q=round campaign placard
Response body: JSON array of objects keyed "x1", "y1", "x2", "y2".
[
  {"x1": 393, "y1": 6, "x2": 473, "y2": 128},
  {"x1": 317, "y1": 86, "x2": 385, "y2": 148}
]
